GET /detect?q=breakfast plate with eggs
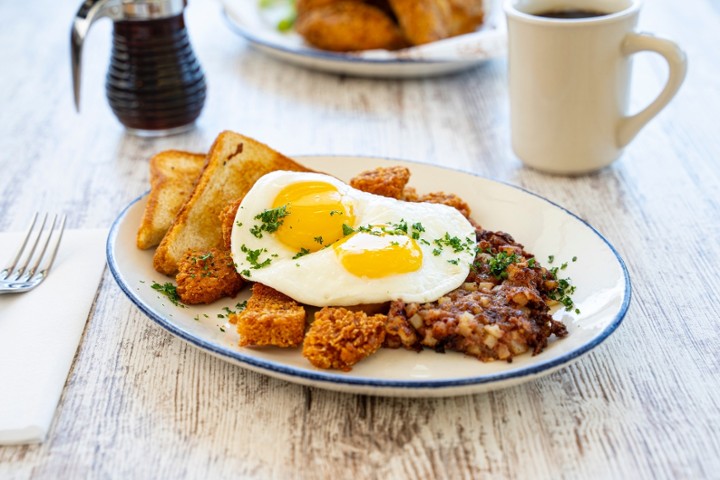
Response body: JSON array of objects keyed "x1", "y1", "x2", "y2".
[{"x1": 107, "y1": 156, "x2": 631, "y2": 397}]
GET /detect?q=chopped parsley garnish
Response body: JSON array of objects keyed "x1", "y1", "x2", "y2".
[
  {"x1": 293, "y1": 248, "x2": 310, "y2": 259},
  {"x1": 487, "y1": 251, "x2": 519, "y2": 279},
  {"x1": 329, "y1": 210, "x2": 343, "y2": 216},
  {"x1": 386, "y1": 219, "x2": 408, "y2": 235},
  {"x1": 433, "y1": 233, "x2": 467, "y2": 253},
  {"x1": 250, "y1": 204, "x2": 289, "y2": 238},
  {"x1": 546, "y1": 256, "x2": 579, "y2": 313},
  {"x1": 548, "y1": 277, "x2": 578, "y2": 313},
  {"x1": 240, "y1": 244, "x2": 272, "y2": 269},
  {"x1": 216, "y1": 301, "x2": 248, "y2": 320},
  {"x1": 411, "y1": 222, "x2": 425, "y2": 239},
  {"x1": 196, "y1": 252, "x2": 214, "y2": 263},
  {"x1": 314, "y1": 236, "x2": 324, "y2": 245},
  {"x1": 151, "y1": 281, "x2": 184, "y2": 307},
  {"x1": 342, "y1": 224, "x2": 355, "y2": 236},
  {"x1": 527, "y1": 257, "x2": 537, "y2": 268},
  {"x1": 548, "y1": 254, "x2": 555, "y2": 264}
]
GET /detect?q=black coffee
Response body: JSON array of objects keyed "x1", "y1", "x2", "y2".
[{"x1": 536, "y1": 8, "x2": 609, "y2": 19}]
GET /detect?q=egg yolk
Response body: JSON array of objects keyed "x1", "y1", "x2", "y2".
[
  {"x1": 333, "y1": 232, "x2": 423, "y2": 278},
  {"x1": 272, "y1": 181, "x2": 355, "y2": 252}
]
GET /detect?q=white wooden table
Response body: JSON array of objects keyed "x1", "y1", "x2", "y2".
[{"x1": 1, "y1": 0, "x2": 718, "y2": 477}]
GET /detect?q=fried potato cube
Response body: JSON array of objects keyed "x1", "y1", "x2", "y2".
[
  {"x1": 232, "y1": 283, "x2": 306, "y2": 348},
  {"x1": 349, "y1": 166, "x2": 411, "y2": 199},
  {"x1": 175, "y1": 248, "x2": 243, "y2": 304},
  {"x1": 417, "y1": 191, "x2": 472, "y2": 218},
  {"x1": 302, "y1": 307, "x2": 387, "y2": 371}
]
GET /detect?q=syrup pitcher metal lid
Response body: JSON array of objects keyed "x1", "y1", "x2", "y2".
[{"x1": 71, "y1": 0, "x2": 207, "y2": 136}]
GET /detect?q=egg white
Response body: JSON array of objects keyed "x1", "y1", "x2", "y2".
[{"x1": 230, "y1": 171, "x2": 477, "y2": 307}]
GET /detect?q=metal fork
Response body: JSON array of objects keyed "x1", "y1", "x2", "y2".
[{"x1": 0, "y1": 213, "x2": 66, "y2": 294}]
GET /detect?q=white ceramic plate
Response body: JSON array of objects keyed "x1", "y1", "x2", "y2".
[
  {"x1": 220, "y1": 0, "x2": 507, "y2": 78},
  {"x1": 107, "y1": 156, "x2": 630, "y2": 397}
]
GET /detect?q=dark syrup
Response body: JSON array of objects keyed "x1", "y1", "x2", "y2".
[{"x1": 106, "y1": 14, "x2": 206, "y2": 132}]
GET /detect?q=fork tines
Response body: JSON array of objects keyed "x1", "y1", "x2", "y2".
[{"x1": 2, "y1": 213, "x2": 67, "y2": 283}]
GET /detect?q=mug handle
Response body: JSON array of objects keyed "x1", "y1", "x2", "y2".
[{"x1": 616, "y1": 33, "x2": 688, "y2": 148}]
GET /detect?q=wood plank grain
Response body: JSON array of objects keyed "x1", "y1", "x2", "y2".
[{"x1": 1, "y1": 0, "x2": 719, "y2": 478}]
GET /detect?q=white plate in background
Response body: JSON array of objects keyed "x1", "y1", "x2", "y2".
[{"x1": 220, "y1": 0, "x2": 507, "y2": 77}]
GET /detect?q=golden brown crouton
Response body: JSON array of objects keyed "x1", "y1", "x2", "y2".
[
  {"x1": 302, "y1": 307, "x2": 387, "y2": 371},
  {"x1": 349, "y1": 166, "x2": 411, "y2": 199},
  {"x1": 219, "y1": 197, "x2": 243, "y2": 251},
  {"x1": 232, "y1": 283, "x2": 306, "y2": 348},
  {"x1": 401, "y1": 186, "x2": 420, "y2": 202},
  {"x1": 175, "y1": 248, "x2": 244, "y2": 304},
  {"x1": 417, "y1": 191, "x2": 472, "y2": 218}
]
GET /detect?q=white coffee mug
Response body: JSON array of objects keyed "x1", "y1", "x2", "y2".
[{"x1": 505, "y1": 0, "x2": 687, "y2": 174}]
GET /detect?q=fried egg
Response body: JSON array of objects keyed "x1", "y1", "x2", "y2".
[{"x1": 230, "y1": 171, "x2": 476, "y2": 306}]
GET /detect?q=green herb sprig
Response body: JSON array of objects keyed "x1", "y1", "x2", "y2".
[{"x1": 250, "y1": 204, "x2": 289, "y2": 239}]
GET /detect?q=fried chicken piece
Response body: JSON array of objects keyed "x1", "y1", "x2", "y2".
[
  {"x1": 389, "y1": 0, "x2": 484, "y2": 45},
  {"x1": 303, "y1": 307, "x2": 387, "y2": 371},
  {"x1": 219, "y1": 197, "x2": 243, "y2": 251},
  {"x1": 232, "y1": 283, "x2": 307, "y2": 348},
  {"x1": 295, "y1": 0, "x2": 408, "y2": 52},
  {"x1": 175, "y1": 248, "x2": 244, "y2": 304},
  {"x1": 349, "y1": 166, "x2": 411, "y2": 199},
  {"x1": 388, "y1": 0, "x2": 452, "y2": 45},
  {"x1": 447, "y1": 0, "x2": 485, "y2": 35}
]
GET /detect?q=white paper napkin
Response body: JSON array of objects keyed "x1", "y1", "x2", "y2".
[{"x1": 0, "y1": 228, "x2": 107, "y2": 445}]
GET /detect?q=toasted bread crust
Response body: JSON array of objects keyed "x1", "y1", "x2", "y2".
[
  {"x1": 152, "y1": 131, "x2": 312, "y2": 275},
  {"x1": 136, "y1": 150, "x2": 207, "y2": 250}
]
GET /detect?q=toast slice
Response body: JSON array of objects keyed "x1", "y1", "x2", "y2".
[
  {"x1": 136, "y1": 150, "x2": 207, "y2": 250},
  {"x1": 152, "y1": 131, "x2": 312, "y2": 275}
]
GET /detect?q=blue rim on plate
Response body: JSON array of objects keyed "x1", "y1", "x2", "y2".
[{"x1": 107, "y1": 156, "x2": 631, "y2": 394}]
